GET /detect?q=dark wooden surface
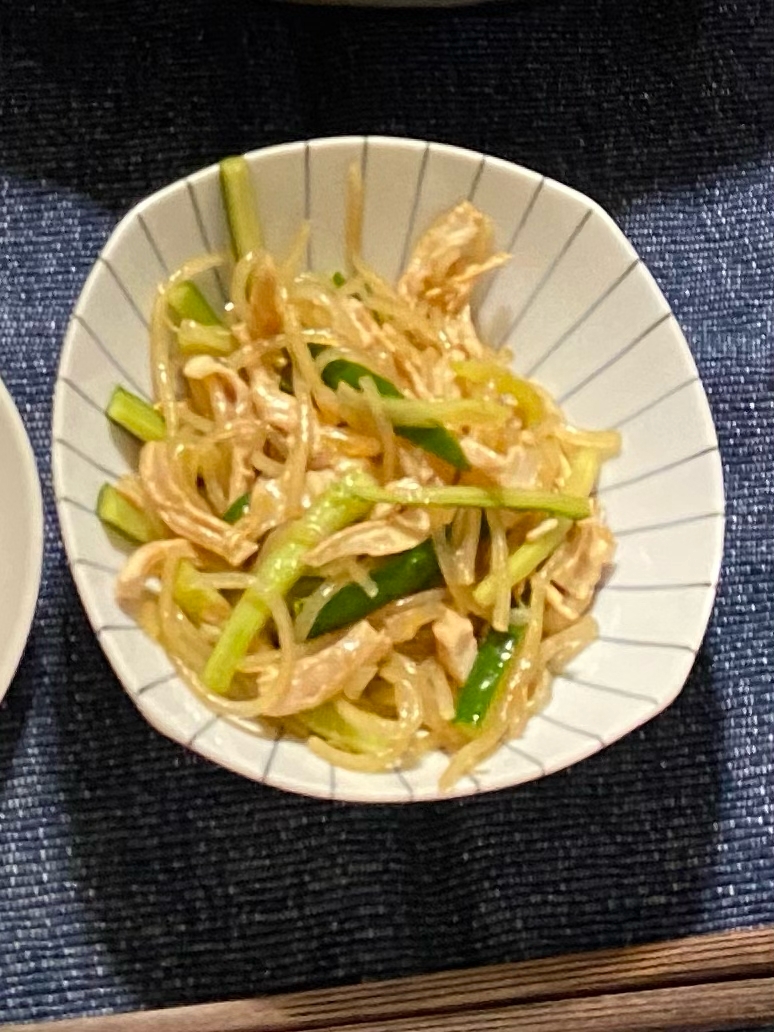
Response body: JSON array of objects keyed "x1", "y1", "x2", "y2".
[{"x1": 6, "y1": 927, "x2": 772, "y2": 1032}]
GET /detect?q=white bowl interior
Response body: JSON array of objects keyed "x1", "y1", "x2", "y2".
[{"x1": 53, "y1": 137, "x2": 724, "y2": 802}]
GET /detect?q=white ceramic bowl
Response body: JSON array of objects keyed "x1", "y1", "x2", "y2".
[
  {"x1": 0, "y1": 376, "x2": 43, "y2": 701},
  {"x1": 52, "y1": 137, "x2": 724, "y2": 802}
]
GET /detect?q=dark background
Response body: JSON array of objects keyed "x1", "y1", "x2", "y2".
[{"x1": 0, "y1": 0, "x2": 772, "y2": 1022}]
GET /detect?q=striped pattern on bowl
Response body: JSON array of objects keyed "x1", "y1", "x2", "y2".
[{"x1": 52, "y1": 137, "x2": 724, "y2": 802}]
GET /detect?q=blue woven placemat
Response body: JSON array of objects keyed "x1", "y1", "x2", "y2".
[{"x1": 0, "y1": 0, "x2": 772, "y2": 1023}]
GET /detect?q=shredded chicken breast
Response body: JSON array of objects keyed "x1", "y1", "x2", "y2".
[
  {"x1": 261, "y1": 621, "x2": 392, "y2": 717},
  {"x1": 398, "y1": 201, "x2": 509, "y2": 313},
  {"x1": 545, "y1": 520, "x2": 616, "y2": 633},
  {"x1": 432, "y1": 608, "x2": 478, "y2": 684}
]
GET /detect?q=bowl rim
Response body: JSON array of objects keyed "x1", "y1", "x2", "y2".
[{"x1": 52, "y1": 134, "x2": 725, "y2": 802}]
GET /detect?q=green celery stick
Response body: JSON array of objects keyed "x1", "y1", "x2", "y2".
[
  {"x1": 173, "y1": 560, "x2": 230, "y2": 625},
  {"x1": 97, "y1": 484, "x2": 160, "y2": 544},
  {"x1": 106, "y1": 386, "x2": 165, "y2": 443},
  {"x1": 219, "y1": 156, "x2": 262, "y2": 259},
  {"x1": 352, "y1": 482, "x2": 591, "y2": 522},
  {"x1": 167, "y1": 280, "x2": 223, "y2": 326}
]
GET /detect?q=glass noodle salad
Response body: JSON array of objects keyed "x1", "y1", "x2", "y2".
[{"x1": 98, "y1": 157, "x2": 619, "y2": 789}]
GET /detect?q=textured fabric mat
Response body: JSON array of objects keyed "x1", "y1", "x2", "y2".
[{"x1": 0, "y1": 0, "x2": 772, "y2": 1023}]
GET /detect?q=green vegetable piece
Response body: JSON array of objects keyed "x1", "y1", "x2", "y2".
[
  {"x1": 203, "y1": 470, "x2": 374, "y2": 694},
  {"x1": 332, "y1": 271, "x2": 347, "y2": 288},
  {"x1": 97, "y1": 484, "x2": 159, "y2": 544},
  {"x1": 308, "y1": 539, "x2": 442, "y2": 639},
  {"x1": 455, "y1": 624, "x2": 526, "y2": 730},
  {"x1": 173, "y1": 560, "x2": 230, "y2": 625},
  {"x1": 219, "y1": 156, "x2": 262, "y2": 259},
  {"x1": 301, "y1": 702, "x2": 364, "y2": 750},
  {"x1": 169, "y1": 281, "x2": 233, "y2": 356},
  {"x1": 178, "y1": 322, "x2": 235, "y2": 357},
  {"x1": 313, "y1": 352, "x2": 401, "y2": 399},
  {"x1": 222, "y1": 493, "x2": 250, "y2": 524},
  {"x1": 452, "y1": 360, "x2": 544, "y2": 428},
  {"x1": 308, "y1": 344, "x2": 469, "y2": 471},
  {"x1": 167, "y1": 281, "x2": 223, "y2": 326},
  {"x1": 106, "y1": 386, "x2": 166, "y2": 443},
  {"x1": 300, "y1": 701, "x2": 386, "y2": 754},
  {"x1": 352, "y1": 482, "x2": 592, "y2": 521},
  {"x1": 393, "y1": 425, "x2": 470, "y2": 470}
]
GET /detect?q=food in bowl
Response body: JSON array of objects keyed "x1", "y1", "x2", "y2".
[{"x1": 96, "y1": 157, "x2": 620, "y2": 789}]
